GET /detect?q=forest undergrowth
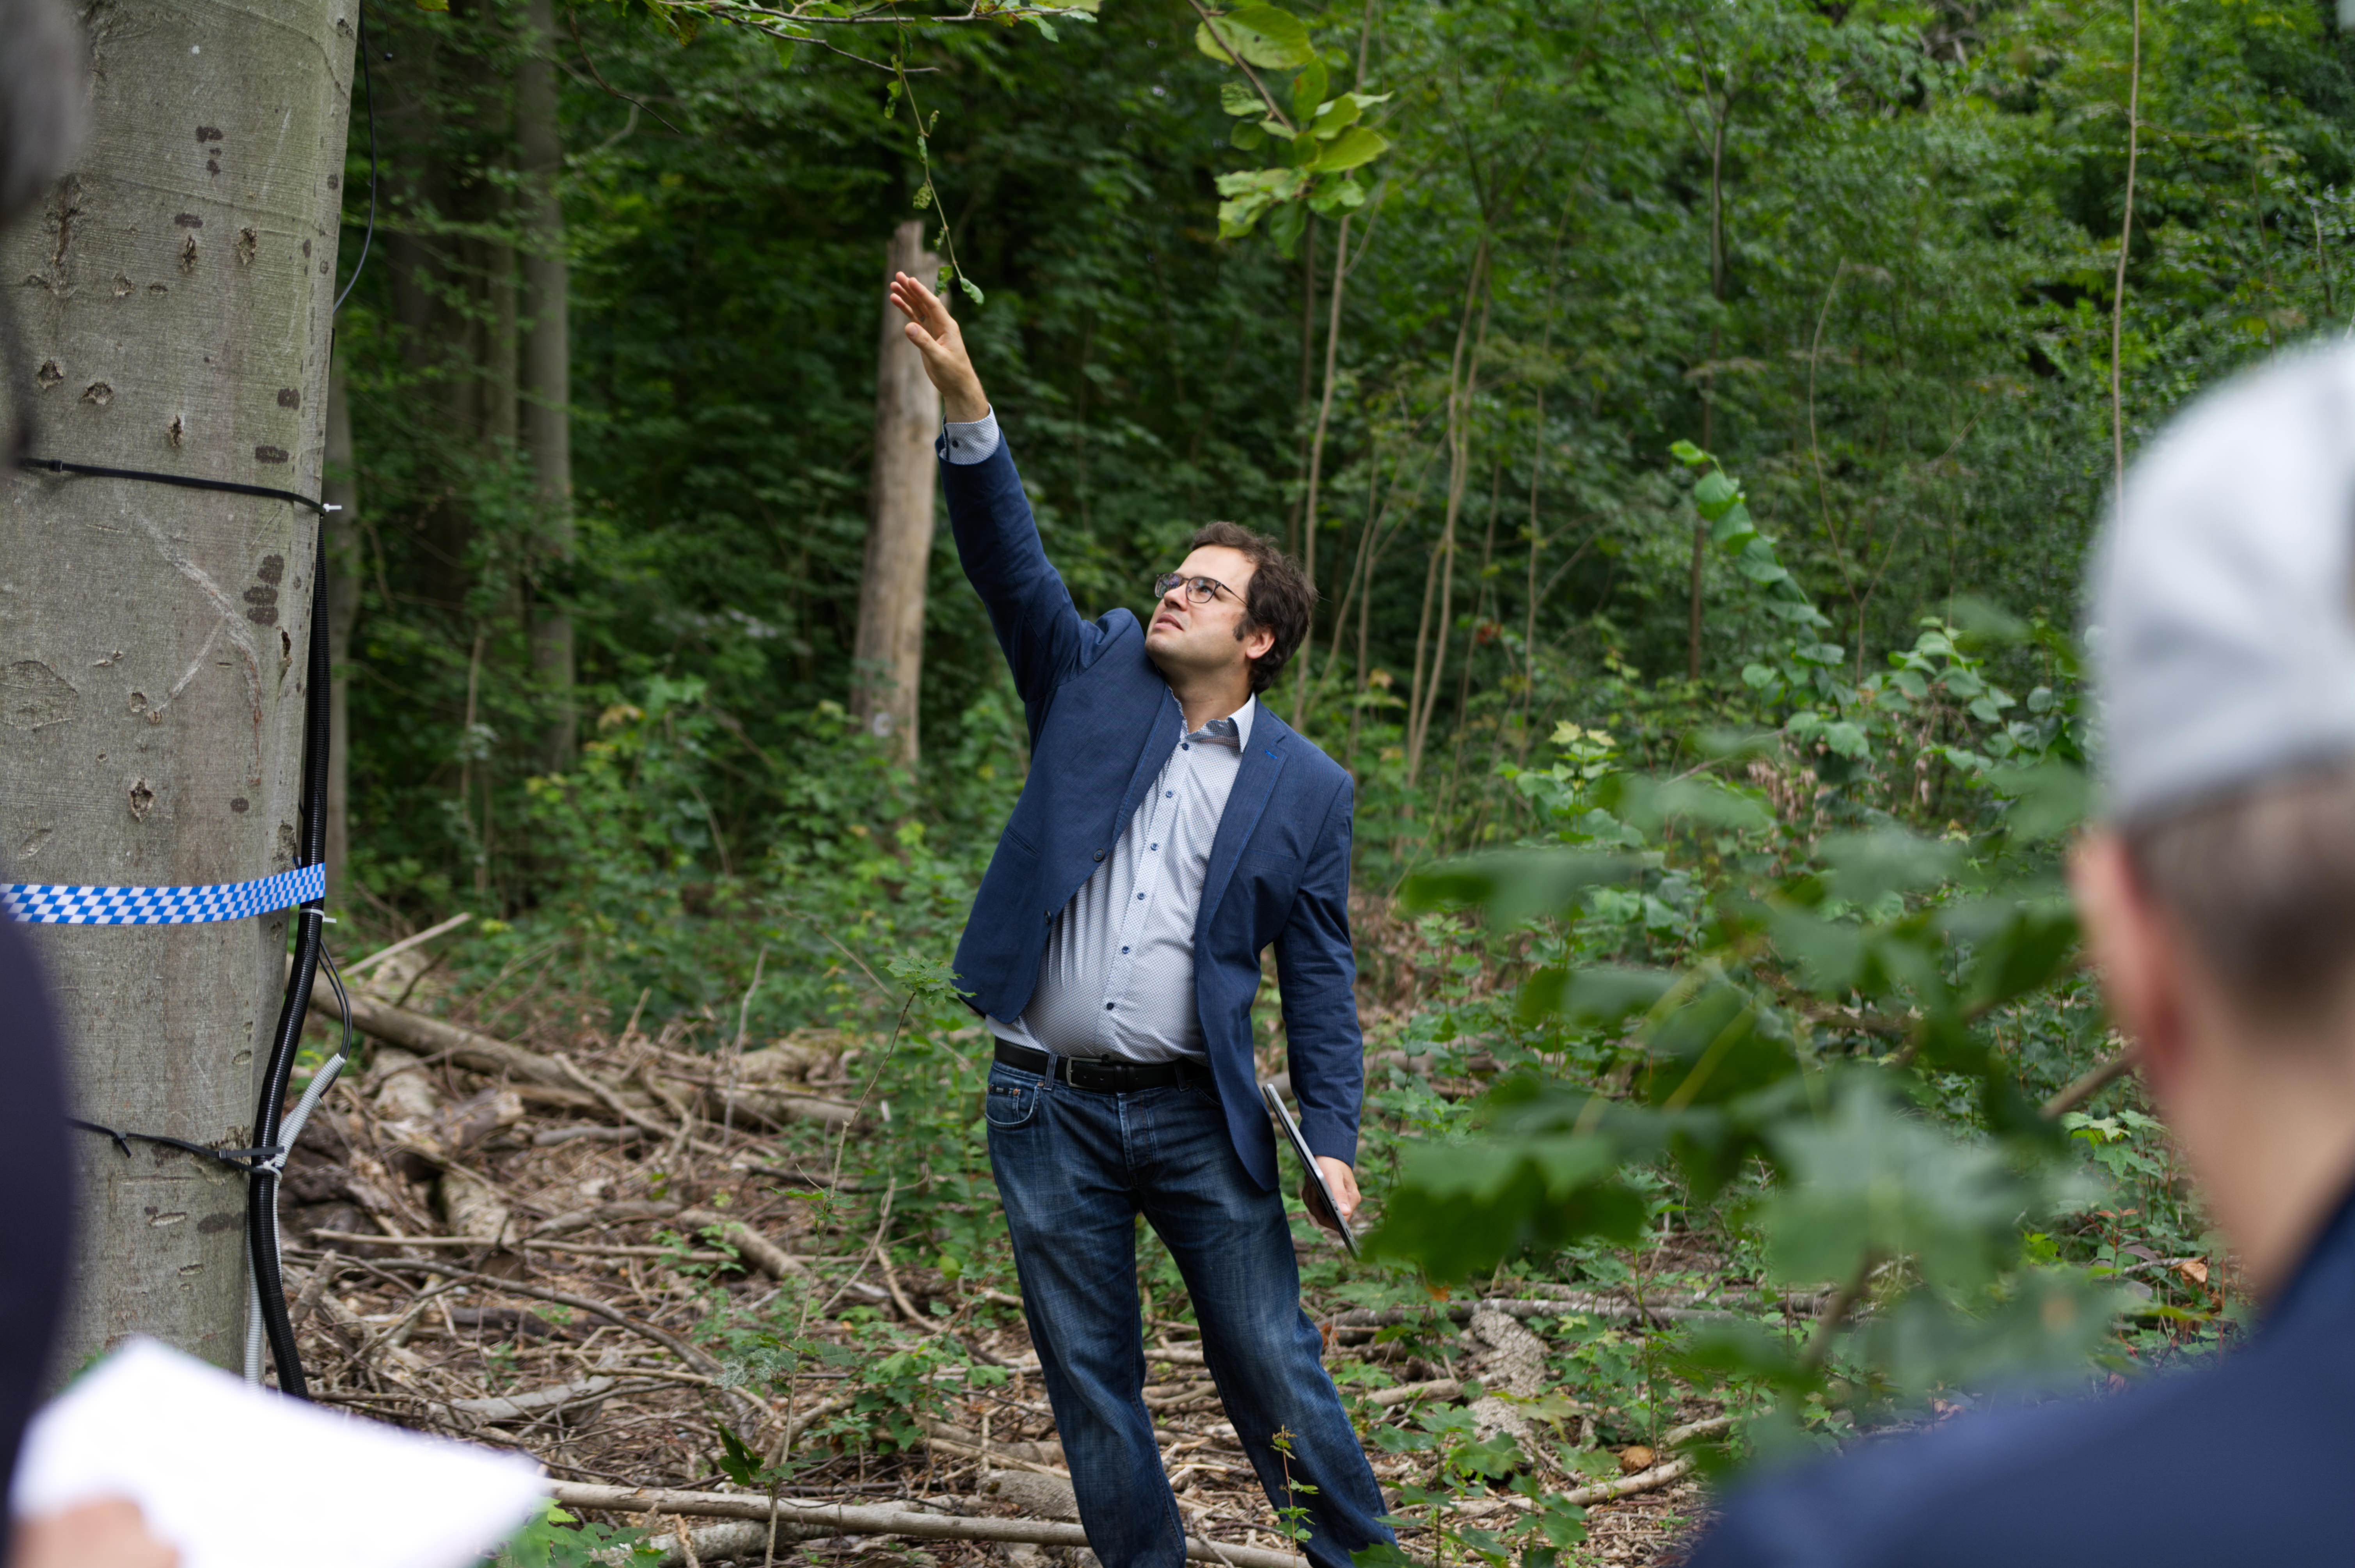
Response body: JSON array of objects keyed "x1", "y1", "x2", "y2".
[{"x1": 284, "y1": 451, "x2": 2232, "y2": 1568}]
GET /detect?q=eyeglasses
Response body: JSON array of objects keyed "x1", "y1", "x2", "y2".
[{"x1": 1153, "y1": 571, "x2": 1241, "y2": 607}]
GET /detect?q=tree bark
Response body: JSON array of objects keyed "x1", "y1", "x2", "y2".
[
  {"x1": 0, "y1": 0, "x2": 356, "y2": 1371},
  {"x1": 851, "y1": 220, "x2": 942, "y2": 766},
  {"x1": 324, "y1": 346, "x2": 360, "y2": 907},
  {"x1": 518, "y1": 0, "x2": 574, "y2": 765}
]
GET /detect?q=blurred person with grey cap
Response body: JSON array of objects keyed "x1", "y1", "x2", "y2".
[{"x1": 1685, "y1": 344, "x2": 2355, "y2": 1565}]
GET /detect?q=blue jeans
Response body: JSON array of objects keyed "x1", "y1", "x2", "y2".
[{"x1": 985, "y1": 1059, "x2": 1395, "y2": 1568}]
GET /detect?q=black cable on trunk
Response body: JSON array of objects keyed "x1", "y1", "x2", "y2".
[{"x1": 247, "y1": 525, "x2": 333, "y2": 1398}]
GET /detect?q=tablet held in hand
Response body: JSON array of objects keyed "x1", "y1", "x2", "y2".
[{"x1": 1261, "y1": 1081, "x2": 1359, "y2": 1258}]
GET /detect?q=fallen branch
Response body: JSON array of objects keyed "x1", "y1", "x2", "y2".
[
  {"x1": 546, "y1": 1483, "x2": 1308, "y2": 1568},
  {"x1": 1556, "y1": 1456, "x2": 1694, "y2": 1508},
  {"x1": 624, "y1": 1517, "x2": 832, "y2": 1568},
  {"x1": 344, "y1": 912, "x2": 475, "y2": 981},
  {"x1": 1331, "y1": 1297, "x2": 1735, "y2": 1335},
  {"x1": 309, "y1": 975, "x2": 572, "y2": 1088},
  {"x1": 2042, "y1": 1047, "x2": 2138, "y2": 1119},
  {"x1": 357, "y1": 1258, "x2": 766, "y2": 1429},
  {"x1": 676, "y1": 1207, "x2": 810, "y2": 1281}
]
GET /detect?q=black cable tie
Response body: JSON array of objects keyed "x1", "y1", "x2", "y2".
[
  {"x1": 71, "y1": 1118, "x2": 284, "y2": 1173},
  {"x1": 18, "y1": 458, "x2": 334, "y2": 517}
]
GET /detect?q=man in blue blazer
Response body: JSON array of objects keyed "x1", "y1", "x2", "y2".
[{"x1": 888, "y1": 273, "x2": 1392, "y2": 1568}]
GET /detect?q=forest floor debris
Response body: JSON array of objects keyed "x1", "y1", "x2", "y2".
[{"x1": 279, "y1": 940, "x2": 1729, "y2": 1567}]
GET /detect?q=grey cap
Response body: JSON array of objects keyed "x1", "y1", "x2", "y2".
[{"x1": 2091, "y1": 342, "x2": 2355, "y2": 826}]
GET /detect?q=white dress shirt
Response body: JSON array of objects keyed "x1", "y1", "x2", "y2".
[{"x1": 985, "y1": 699, "x2": 1255, "y2": 1064}]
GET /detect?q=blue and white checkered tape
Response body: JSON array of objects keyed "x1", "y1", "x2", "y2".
[{"x1": 2, "y1": 863, "x2": 324, "y2": 925}]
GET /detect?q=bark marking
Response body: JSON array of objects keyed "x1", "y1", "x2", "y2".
[
  {"x1": 130, "y1": 511, "x2": 266, "y2": 782},
  {"x1": 1, "y1": 660, "x2": 80, "y2": 728}
]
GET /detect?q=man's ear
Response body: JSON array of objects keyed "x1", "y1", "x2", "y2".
[
  {"x1": 2071, "y1": 829, "x2": 2193, "y2": 1093},
  {"x1": 1238, "y1": 621, "x2": 1276, "y2": 664}
]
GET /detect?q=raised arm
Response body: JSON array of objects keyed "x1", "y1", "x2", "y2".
[{"x1": 889, "y1": 271, "x2": 1096, "y2": 709}]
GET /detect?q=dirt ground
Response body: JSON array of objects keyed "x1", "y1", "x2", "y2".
[{"x1": 276, "y1": 950, "x2": 1718, "y2": 1566}]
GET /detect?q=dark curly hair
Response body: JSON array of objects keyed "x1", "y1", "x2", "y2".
[{"x1": 1186, "y1": 521, "x2": 1316, "y2": 694}]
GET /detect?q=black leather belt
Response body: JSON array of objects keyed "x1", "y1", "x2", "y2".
[{"x1": 993, "y1": 1040, "x2": 1209, "y2": 1093}]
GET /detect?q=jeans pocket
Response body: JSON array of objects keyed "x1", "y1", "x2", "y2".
[{"x1": 984, "y1": 1069, "x2": 1041, "y2": 1130}]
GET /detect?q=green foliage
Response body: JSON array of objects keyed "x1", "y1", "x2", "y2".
[
  {"x1": 1372, "y1": 444, "x2": 2137, "y2": 1457},
  {"x1": 494, "y1": 1502, "x2": 652, "y2": 1568},
  {"x1": 329, "y1": 0, "x2": 2305, "y2": 1506}
]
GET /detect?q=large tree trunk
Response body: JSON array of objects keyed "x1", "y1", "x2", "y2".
[
  {"x1": 0, "y1": 0, "x2": 355, "y2": 1370},
  {"x1": 323, "y1": 346, "x2": 359, "y2": 908},
  {"x1": 518, "y1": 0, "x2": 574, "y2": 765},
  {"x1": 851, "y1": 220, "x2": 942, "y2": 766}
]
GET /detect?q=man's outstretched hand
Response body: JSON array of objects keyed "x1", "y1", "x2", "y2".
[{"x1": 888, "y1": 270, "x2": 990, "y2": 425}]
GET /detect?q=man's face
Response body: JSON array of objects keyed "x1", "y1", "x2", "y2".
[{"x1": 1145, "y1": 545, "x2": 1274, "y2": 685}]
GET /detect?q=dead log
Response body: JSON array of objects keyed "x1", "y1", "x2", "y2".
[
  {"x1": 546, "y1": 1482, "x2": 1307, "y2": 1568},
  {"x1": 311, "y1": 978, "x2": 573, "y2": 1088},
  {"x1": 675, "y1": 1208, "x2": 808, "y2": 1280}
]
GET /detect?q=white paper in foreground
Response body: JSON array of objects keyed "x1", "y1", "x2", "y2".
[{"x1": 12, "y1": 1337, "x2": 548, "y2": 1568}]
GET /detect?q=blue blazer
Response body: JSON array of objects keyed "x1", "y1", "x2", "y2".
[
  {"x1": 940, "y1": 435, "x2": 1364, "y2": 1191},
  {"x1": 1687, "y1": 1182, "x2": 2355, "y2": 1568}
]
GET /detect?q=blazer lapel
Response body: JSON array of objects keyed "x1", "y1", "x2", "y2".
[
  {"x1": 1197, "y1": 710, "x2": 1291, "y2": 940},
  {"x1": 1114, "y1": 688, "x2": 1186, "y2": 831}
]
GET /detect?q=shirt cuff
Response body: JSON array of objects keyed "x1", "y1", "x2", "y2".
[{"x1": 943, "y1": 408, "x2": 1001, "y2": 465}]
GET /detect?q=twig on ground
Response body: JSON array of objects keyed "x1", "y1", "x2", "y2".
[{"x1": 546, "y1": 1482, "x2": 1309, "y2": 1568}]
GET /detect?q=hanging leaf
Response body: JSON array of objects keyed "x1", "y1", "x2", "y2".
[
  {"x1": 1218, "y1": 80, "x2": 1264, "y2": 117},
  {"x1": 1290, "y1": 57, "x2": 1329, "y2": 124},
  {"x1": 1310, "y1": 125, "x2": 1389, "y2": 173},
  {"x1": 1193, "y1": 3, "x2": 1316, "y2": 69}
]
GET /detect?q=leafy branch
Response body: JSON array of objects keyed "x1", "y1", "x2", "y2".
[{"x1": 1188, "y1": 2, "x2": 1393, "y2": 248}]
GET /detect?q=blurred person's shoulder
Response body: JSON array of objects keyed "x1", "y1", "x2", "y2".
[{"x1": 1689, "y1": 1290, "x2": 2355, "y2": 1568}]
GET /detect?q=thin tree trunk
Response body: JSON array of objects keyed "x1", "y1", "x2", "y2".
[
  {"x1": 0, "y1": 0, "x2": 354, "y2": 1371},
  {"x1": 852, "y1": 220, "x2": 943, "y2": 766},
  {"x1": 486, "y1": 174, "x2": 519, "y2": 450},
  {"x1": 324, "y1": 348, "x2": 361, "y2": 908},
  {"x1": 518, "y1": 0, "x2": 574, "y2": 765},
  {"x1": 1689, "y1": 102, "x2": 1728, "y2": 683},
  {"x1": 2110, "y1": 0, "x2": 2141, "y2": 491},
  {"x1": 1287, "y1": 215, "x2": 1318, "y2": 554},
  {"x1": 1406, "y1": 239, "x2": 1490, "y2": 785},
  {"x1": 1291, "y1": 213, "x2": 1352, "y2": 729}
]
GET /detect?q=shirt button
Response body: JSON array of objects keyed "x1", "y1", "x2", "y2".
[
  {"x1": 1165, "y1": 791, "x2": 1174, "y2": 798},
  {"x1": 1149, "y1": 843, "x2": 1158, "y2": 851},
  {"x1": 1182, "y1": 743, "x2": 1191, "y2": 750},
  {"x1": 1105, "y1": 1002, "x2": 1115, "y2": 1011},
  {"x1": 1121, "y1": 946, "x2": 1130, "y2": 954},
  {"x1": 1137, "y1": 892, "x2": 1147, "y2": 900}
]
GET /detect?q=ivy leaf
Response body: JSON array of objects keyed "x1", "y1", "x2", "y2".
[{"x1": 1193, "y1": 4, "x2": 1316, "y2": 69}]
